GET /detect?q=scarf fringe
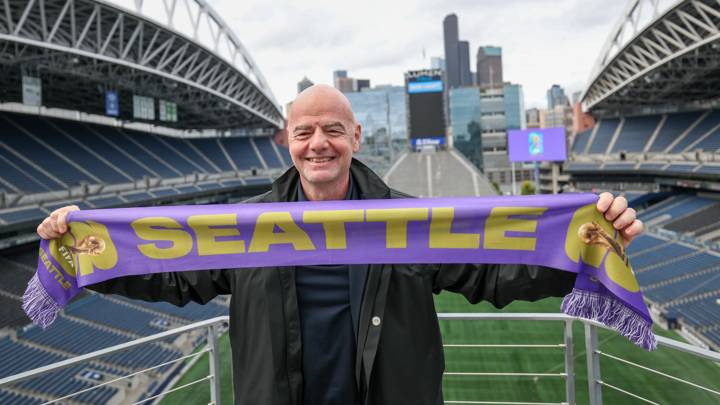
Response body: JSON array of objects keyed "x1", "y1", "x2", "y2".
[
  {"x1": 562, "y1": 288, "x2": 657, "y2": 351},
  {"x1": 22, "y1": 273, "x2": 61, "y2": 329}
]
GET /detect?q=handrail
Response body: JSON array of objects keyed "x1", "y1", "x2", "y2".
[
  {"x1": 1, "y1": 313, "x2": 718, "y2": 405},
  {"x1": 0, "y1": 316, "x2": 230, "y2": 388}
]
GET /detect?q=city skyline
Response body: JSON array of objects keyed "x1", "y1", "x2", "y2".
[{"x1": 214, "y1": 0, "x2": 626, "y2": 112}]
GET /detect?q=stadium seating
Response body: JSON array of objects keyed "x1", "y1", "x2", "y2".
[
  {"x1": 0, "y1": 389, "x2": 43, "y2": 405},
  {"x1": 0, "y1": 110, "x2": 286, "y2": 198},
  {"x1": 648, "y1": 111, "x2": 704, "y2": 152},
  {"x1": 587, "y1": 117, "x2": 620, "y2": 154},
  {"x1": 571, "y1": 129, "x2": 592, "y2": 154},
  {"x1": 65, "y1": 295, "x2": 170, "y2": 336},
  {"x1": 611, "y1": 115, "x2": 661, "y2": 153},
  {"x1": 669, "y1": 110, "x2": 720, "y2": 153},
  {"x1": 222, "y1": 137, "x2": 263, "y2": 170}
]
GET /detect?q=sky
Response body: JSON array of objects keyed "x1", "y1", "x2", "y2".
[{"x1": 211, "y1": 0, "x2": 629, "y2": 112}]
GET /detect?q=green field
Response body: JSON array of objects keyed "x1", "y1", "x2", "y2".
[{"x1": 160, "y1": 293, "x2": 720, "y2": 404}]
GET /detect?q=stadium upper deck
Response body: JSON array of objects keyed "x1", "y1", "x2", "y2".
[
  {"x1": 0, "y1": 0, "x2": 283, "y2": 130},
  {"x1": 581, "y1": 0, "x2": 720, "y2": 115}
]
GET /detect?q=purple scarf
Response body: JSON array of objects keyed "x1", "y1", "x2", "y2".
[{"x1": 23, "y1": 193, "x2": 656, "y2": 350}]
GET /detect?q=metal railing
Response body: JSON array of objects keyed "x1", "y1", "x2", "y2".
[
  {"x1": 0, "y1": 316, "x2": 229, "y2": 405},
  {"x1": 1, "y1": 314, "x2": 719, "y2": 405}
]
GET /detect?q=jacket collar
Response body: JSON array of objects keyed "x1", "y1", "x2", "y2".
[{"x1": 269, "y1": 158, "x2": 390, "y2": 202}]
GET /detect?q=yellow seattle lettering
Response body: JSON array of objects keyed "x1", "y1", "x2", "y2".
[
  {"x1": 484, "y1": 207, "x2": 547, "y2": 251},
  {"x1": 303, "y1": 210, "x2": 364, "y2": 250},
  {"x1": 366, "y1": 208, "x2": 428, "y2": 248},
  {"x1": 248, "y1": 212, "x2": 315, "y2": 252},
  {"x1": 132, "y1": 217, "x2": 193, "y2": 259},
  {"x1": 187, "y1": 214, "x2": 245, "y2": 255},
  {"x1": 429, "y1": 207, "x2": 480, "y2": 248}
]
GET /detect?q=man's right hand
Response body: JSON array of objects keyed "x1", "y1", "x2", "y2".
[{"x1": 37, "y1": 205, "x2": 80, "y2": 240}]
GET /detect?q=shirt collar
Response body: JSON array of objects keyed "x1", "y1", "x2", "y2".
[{"x1": 297, "y1": 174, "x2": 356, "y2": 202}]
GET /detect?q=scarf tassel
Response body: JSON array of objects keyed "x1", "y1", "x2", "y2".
[
  {"x1": 22, "y1": 273, "x2": 61, "y2": 329},
  {"x1": 562, "y1": 288, "x2": 657, "y2": 351}
]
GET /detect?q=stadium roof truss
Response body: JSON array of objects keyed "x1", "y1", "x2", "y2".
[
  {"x1": 581, "y1": 0, "x2": 720, "y2": 112},
  {"x1": 0, "y1": 0, "x2": 284, "y2": 129}
]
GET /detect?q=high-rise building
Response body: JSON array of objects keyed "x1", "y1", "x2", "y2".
[
  {"x1": 336, "y1": 77, "x2": 355, "y2": 93},
  {"x1": 443, "y1": 14, "x2": 460, "y2": 88},
  {"x1": 332, "y1": 70, "x2": 370, "y2": 93},
  {"x1": 345, "y1": 86, "x2": 406, "y2": 140},
  {"x1": 430, "y1": 57, "x2": 445, "y2": 70},
  {"x1": 458, "y1": 41, "x2": 473, "y2": 86},
  {"x1": 356, "y1": 79, "x2": 371, "y2": 92},
  {"x1": 447, "y1": 83, "x2": 531, "y2": 189},
  {"x1": 546, "y1": 84, "x2": 569, "y2": 109},
  {"x1": 476, "y1": 46, "x2": 503, "y2": 88},
  {"x1": 540, "y1": 105, "x2": 573, "y2": 134},
  {"x1": 526, "y1": 108, "x2": 541, "y2": 128},
  {"x1": 333, "y1": 70, "x2": 347, "y2": 88},
  {"x1": 503, "y1": 84, "x2": 526, "y2": 130},
  {"x1": 449, "y1": 87, "x2": 483, "y2": 170},
  {"x1": 297, "y1": 76, "x2": 314, "y2": 94}
]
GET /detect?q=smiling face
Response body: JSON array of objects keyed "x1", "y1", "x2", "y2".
[{"x1": 286, "y1": 85, "x2": 361, "y2": 199}]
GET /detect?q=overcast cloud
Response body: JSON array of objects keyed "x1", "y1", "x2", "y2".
[{"x1": 211, "y1": 0, "x2": 628, "y2": 111}]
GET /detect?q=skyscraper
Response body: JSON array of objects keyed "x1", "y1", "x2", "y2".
[
  {"x1": 476, "y1": 46, "x2": 503, "y2": 88},
  {"x1": 333, "y1": 70, "x2": 348, "y2": 89},
  {"x1": 443, "y1": 14, "x2": 460, "y2": 88},
  {"x1": 297, "y1": 76, "x2": 314, "y2": 94},
  {"x1": 546, "y1": 84, "x2": 569, "y2": 109},
  {"x1": 430, "y1": 57, "x2": 445, "y2": 71},
  {"x1": 458, "y1": 40, "x2": 473, "y2": 86}
]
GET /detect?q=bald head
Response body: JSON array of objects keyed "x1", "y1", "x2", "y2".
[{"x1": 287, "y1": 84, "x2": 356, "y2": 128}]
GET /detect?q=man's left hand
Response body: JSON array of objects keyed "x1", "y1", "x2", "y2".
[{"x1": 596, "y1": 192, "x2": 644, "y2": 246}]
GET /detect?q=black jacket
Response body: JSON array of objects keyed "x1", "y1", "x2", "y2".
[{"x1": 91, "y1": 159, "x2": 576, "y2": 404}]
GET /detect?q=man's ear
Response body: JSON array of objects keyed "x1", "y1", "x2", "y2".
[{"x1": 353, "y1": 123, "x2": 362, "y2": 152}]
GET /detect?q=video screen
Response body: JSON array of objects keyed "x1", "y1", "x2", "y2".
[{"x1": 508, "y1": 127, "x2": 567, "y2": 162}]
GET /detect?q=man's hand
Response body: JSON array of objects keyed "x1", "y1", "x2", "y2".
[
  {"x1": 596, "y1": 192, "x2": 644, "y2": 246},
  {"x1": 37, "y1": 205, "x2": 80, "y2": 240}
]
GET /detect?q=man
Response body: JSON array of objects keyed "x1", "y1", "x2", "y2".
[{"x1": 38, "y1": 85, "x2": 643, "y2": 405}]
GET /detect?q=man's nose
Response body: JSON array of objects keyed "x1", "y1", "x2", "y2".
[{"x1": 308, "y1": 129, "x2": 329, "y2": 150}]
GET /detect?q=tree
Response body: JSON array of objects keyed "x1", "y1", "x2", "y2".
[{"x1": 520, "y1": 180, "x2": 536, "y2": 195}]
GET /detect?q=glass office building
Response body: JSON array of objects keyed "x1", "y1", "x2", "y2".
[{"x1": 345, "y1": 86, "x2": 406, "y2": 140}]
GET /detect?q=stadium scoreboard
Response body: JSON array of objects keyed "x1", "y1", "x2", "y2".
[
  {"x1": 405, "y1": 69, "x2": 446, "y2": 148},
  {"x1": 507, "y1": 127, "x2": 567, "y2": 162}
]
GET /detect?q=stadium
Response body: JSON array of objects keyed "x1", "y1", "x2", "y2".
[{"x1": 0, "y1": 0, "x2": 718, "y2": 404}]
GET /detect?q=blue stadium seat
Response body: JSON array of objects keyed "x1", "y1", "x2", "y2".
[
  {"x1": 0, "y1": 389, "x2": 43, "y2": 405},
  {"x1": 161, "y1": 137, "x2": 219, "y2": 173},
  {"x1": 611, "y1": 115, "x2": 661, "y2": 153},
  {"x1": 571, "y1": 129, "x2": 592, "y2": 154},
  {"x1": 254, "y1": 137, "x2": 284, "y2": 168},
  {"x1": 631, "y1": 243, "x2": 696, "y2": 269},
  {"x1": 0, "y1": 337, "x2": 66, "y2": 379},
  {"x1": 87, "y1": 195, "x2": 126, "y2": 208},
  {"x1": 128, "y1": 131, "x2": 199, "y2": 175},
  {"x1": 57, "y1": 119, "x2": 154, "y2": 180},
  {"x1": 0, "y1": 207, "x2": 48, "y2": 224},
  {"x1": 66, "y1": 295, "x2": 169, "y2": 336},
  {"x1": 587, "y1": 118, "x2": 620, "y2": 154},
  {"x1": 0, "y1": 114, "x2": 98, "y2": 186},
  {"x1": 669, "y1": 110, "x2": 720, "y2": 153},
  {"x1": 648, "y1": 111, "x2": 703, "y2": 152},
  {"x1": 221, "y1": 137, "x2": 263, "y2": 170},
  {"x1": 193, "y1": 139, "x2": 235, "y2": 171},
  {"x1": 110, "y1": 129, "x2": 181, "y2": 178},
  {"x1": 10, "y1": 114, "x2": 131, "y2": 184}
]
